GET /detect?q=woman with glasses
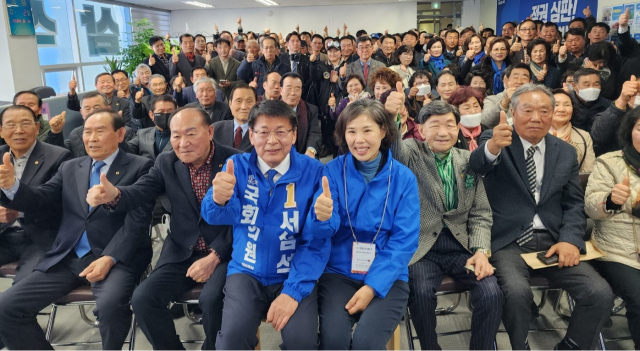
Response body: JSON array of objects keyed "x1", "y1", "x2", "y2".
[
  {"x1": 389, "y1": 45, "x2": 417, "y2": 89},
  {"x1": 528, "y1": 38, "x2": 561, "y2": 89},
  {"x1": 307, "y1": 99, "x2": 419, "y2": 350},
  {"x1": 585, "y1": 107, "x2": 640, "y2": 350}
]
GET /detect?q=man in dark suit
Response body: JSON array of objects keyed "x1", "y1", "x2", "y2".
[
  {"x1": 338, "y1": 36, "x2": 385, "y2": 95},
  {"x1": 279, "y1": 32, "x2": 312, "y2": 98},
  {"x1": 170, "y1": 34, "x2": 206, "y2": 87},
  {"x1": 133, "y1": 74, "x2": 169, "y2": 129},
  {"x1": 469, "y1": 84, "x2": 614, "y2": 350},
  {"x1": 0, "y1": 106, "x2": 72, "y2": 283},
  {"x1": 213, "y1": 84, "x2": 256, "y2": 152},
  {"x1": 86, "y1": 106, "x2": 237, "y2": 349},
  {"x1": 67, "y1": 72, "x2": 132, "y2": 127},
  {"x1": 280, "y1": 73, "x2": 321, "y2": 158},
  {"x1": 185, "y1": 78, "x2": 233, "y2": 124},
  {"x1": 145, "y1": 36, "x2": 172, "y2": 83},
  {"x1": 173, "y1": 67, "x2": 225, "y2": 107},
  {"x1": 127, "y1": 95, "x2": 175, "y2": 160},
  {"x1": 206, "y1": 38, "x2": 243, "y2": 101},
  {"x1": 0, "y1": 110, "x2": 154, "y2": 350}
]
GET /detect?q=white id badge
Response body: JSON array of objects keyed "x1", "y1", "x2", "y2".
[{"x1": 351, "y1": 242, "x2": 376, "y2": 274}]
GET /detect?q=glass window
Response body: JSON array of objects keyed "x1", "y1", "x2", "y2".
[
  {"x1": 33, "y1": 0, "x2": 75, "y2": 65},
  {"x1": 82, "y1": 64, "x2": 110, "y2": 90},
  {"x1": 44, "y1": 70, "x2": 75, "y2": 94},
  {"x1": 74, "y1": 0, "x2": 132, "y2": 63}
]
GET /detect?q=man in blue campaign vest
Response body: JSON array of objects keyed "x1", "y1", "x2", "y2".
[{"x1": 201, "y1": 99, "x2": 330, "y2": 350}]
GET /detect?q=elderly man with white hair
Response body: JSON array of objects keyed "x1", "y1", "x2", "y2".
[
  {"x1": 133, "y1": 74, "x2": 170, "y2": 128},
  {"x1": 133, "y1": 63, "x2": 153, "y2": 97},
  {"x1": 185, "y1": 77, "x2": 233, "y2": 123}
]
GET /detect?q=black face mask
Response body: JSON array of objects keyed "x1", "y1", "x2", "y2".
[{"x1": 153, "y1": 113, "x2": 171, "y2": 130}]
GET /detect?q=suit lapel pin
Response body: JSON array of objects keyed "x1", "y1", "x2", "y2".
[
  {"x1": 35, "y1": 161, "x2": 39, "y2": 165},
  {"x1": 116, "y1": 171, "x2": 120, "y2": 175}
]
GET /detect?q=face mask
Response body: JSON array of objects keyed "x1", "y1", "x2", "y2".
[
  {"x1": 634, "y1": 96, "x2": 640, "y2": 108},
  {"x1": 577, "y1": 87, "x2": 600, "y2": 102},
  {"x1": 153, "y1": 113, "x2": 171, "y2": 130},
  {"x1": 417, "y1": 84, "x2": 431, "y2": 96},
  {"x1": 459, "y1": 113, "x2": 482, "y2": 128}
]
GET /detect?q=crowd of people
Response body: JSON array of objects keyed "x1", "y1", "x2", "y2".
[{"x1": 0, "y1": 8, "x2": 638, "y2": 351}]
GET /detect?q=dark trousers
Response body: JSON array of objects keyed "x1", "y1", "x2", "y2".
[
  {"x1": 408, "y1": 229, "x2": 503, "y2": 350},
  {"x1": 0, "y1": 253, "x2": 139, "y2": 350},
  {"x1": 131, "y1": 253, "x2": 227, "y2": 350},
  {"x1": 0, "y1": 228, "x2": 46, "y2": 283},
  {"x1": 491, "y1": 231, "x2": 614, "y2": 350},
  {"x1": 318, "y1": 273, "x2": 408, "y2": 350},
  {"x1": 216, "y1": 273, "x2": 319, "y2": 350},
  {"x1": 592, "y1": 260, "x2": 640, "y2": 349}
]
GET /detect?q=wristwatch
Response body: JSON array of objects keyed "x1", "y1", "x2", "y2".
[{"x1": 474, "y1": 248, "x2": 492, "y2": 258}]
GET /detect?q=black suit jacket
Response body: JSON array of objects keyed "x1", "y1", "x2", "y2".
[
  {"x1": 185, "y1": 101, "x2": 233, "y2": 124},
  {"x1": 469, "y1": 130, "x2": 586, "y2": 253},
  {"x1": 0, "y1": 151, "x2": 154, "y2": 273},
  {"x1": 279, "y1": 53, "x2": 312, "y2": 97},
  {"x1": 212, "y1": 120, "x2": 253, "y2": 152},
  {"x1": 67, "y1": 94, "x2": 132, "y2": 127},
  {"x1": 169, "y1": 53, "x2": 206, "y2": 87},
  {"x1": 144, "y1": 54, "x2": 171, "y2": 84},
  {"x1": 0, "y1": 141, "x2": 72, "y2": 251},
  {"x1": 108, "y1": 141, "x2": 238, "y2": 269}
]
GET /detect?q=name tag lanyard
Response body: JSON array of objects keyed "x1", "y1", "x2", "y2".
[{"x1": 343, "y1": 157, "x2": 392, "y2": 244}]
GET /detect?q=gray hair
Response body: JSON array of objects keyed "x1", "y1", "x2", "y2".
[
  {"x1": 135, "y1": 63, "x2": 151, "y2": 75},
  {"x1": 246, "y1": 39, "x2": 259, "y2": 48},
  {"x1": 193, "y1": 77, "x2": 218, "y2": 93},
  {"x1": 510, "y1": 83, "x2": 555, "y2": 111},
  {"x1": 149, "y1": 74, "x2": 166, "y2": 84},
  {"x1": 417, "y1": 100, "x2": 460, "y2": 124},
  {"x1": 81, "y1": 91, "x2": 108, "y2": 106}
]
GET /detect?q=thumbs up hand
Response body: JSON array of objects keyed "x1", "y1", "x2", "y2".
[
  {"x1": 69, "y1": 76, "x2": 77, "y2": 96},
  {"x1": 49, "y1": 111, "x2": 66, "y2": 134},
  {"x1": 172, "y1": 47, "x2": 179, "y2": 64},
  {"x1": 583, "y1": 5, "x2": 592, "y2": 18},
  {"x1": 479, "y1": 22, "x2": 484, "y2": 32},
  {"x1": 423, "y1": 49, "x2": 431, "y2": 63},
  {"x1": 536, "y1": 64, "x2": 548, "y2": 81},
  {"x1": 310, "y1": 52, "x2": 317, "y2": 62},
  {"x1": 384, "y1": 81, "x2": 406, "y2": 115},
  {"x1": 174, "y1": 73, "x2": 184, "y2": 92},
  {"x1": 339, "y1": 62, "x2": 348, "y2": 78},
  {"x1": 135, "y1": 90, "x2": 144, "y2": 104},
  {"x1": 456, "y1": 45, "x2": 463, "y2": 57},
  {"x1": 511, "y1": 40, "x2": 522, "y2": 52},
  {"x1": 617, "y1": 75, "x2": 639, "y2": 109},
  {"x1": 465, "y1": 48, "x2": 476, "y2": 60},
  {"x1": 559, "y1": 41, "x2": 568, "y2": 58},
  {"x1": 314, "y1": 176, "x2": 333, "y2": 222},
  {"x1": 212, "y1": 159, "x2": 236, "y2": 205},
  {"x1": 487, "y1": 111, "x2": 513, "y2": 155},
  {"x1": 620, "y1": 8, "x2": 631, "y2": 28},
  {"x1": 328, "y1": 93, "x2": 336, "y2": 108},
  {"x1": 149, "y1": 54, "x2": 156, "y2": 66},
  {"x1": 86, "y1": 173, "x2": 119, "y2": 208},
  {"x1": 612, "y1": 176, "x2": 631, "y2": 205},
  {"x1": 0, "y1": 153, "x2": 15, "y2": 190},
  {"x1": 249, "y1": 77, "x2": 258, "y2": 89},
  {"x1": 247, "y1": 52, "x2": 255, "y2": 63},
  {"x1": 408, "y1": 81, "x2": 419, "y2": 99},
  {"x1": 552, "y1": 39, "x2": 561, "y2": 55}
]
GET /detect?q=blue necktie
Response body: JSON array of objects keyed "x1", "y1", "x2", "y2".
[
  {"x1": 292, "y1": 60, "x2": 298, "y2": 73},
  {"x1": 74, "y1": 161, "x2": 106, "y2": 258},
  {"x1": 267, "y1": 169, "x2": 277, "y2": 191}
]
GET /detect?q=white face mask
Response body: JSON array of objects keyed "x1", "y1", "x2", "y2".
[
  {"x1": 417, "y1": 84, "x2": 431, "y2": 96},
  {"x1": 634, "y1": 95, "x2": 640, "y2": 108},
  {"x1": 459, "y1": 112, "x2": 482, "y2": 128},
  {"x1": 577, "y1": 87, "x2": 600, "y2": 102}
]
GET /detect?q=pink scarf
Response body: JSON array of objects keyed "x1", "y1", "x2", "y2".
[{"x1": 459, "y1": 125, "x2": 482, "y2": 151}]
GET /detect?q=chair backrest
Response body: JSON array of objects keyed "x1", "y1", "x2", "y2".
[{"x1": 29, "y1": 86, "x2": 57, "y2": 100}]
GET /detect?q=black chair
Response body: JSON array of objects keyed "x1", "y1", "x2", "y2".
[{"x1": 29, "y1": 86, "x2": 56, "y2": 100}]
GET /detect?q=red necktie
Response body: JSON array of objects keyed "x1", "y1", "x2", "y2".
[
  {"x1": 363, "y1": 63, "x2": 369, "y2": 85},
  {"x1": 233, "y1": 126, "x2": 243, "y2": 148}
]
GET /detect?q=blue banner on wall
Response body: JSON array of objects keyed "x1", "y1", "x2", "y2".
[
  {"x1": 497, "y1": 0, "x2": 598, "y2": 35},
  {"x1": 6, "y1": 0, "x2": 36, "y2": 36}
]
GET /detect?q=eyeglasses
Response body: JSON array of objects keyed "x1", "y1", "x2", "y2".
[
  {"x1": 114, "y1": 78, "x2": 129, "y2": 84},
  {"x1": 252, "y1": 129, "x2": 294, "y2": 140},
  {"x1": 2, "y1": 121, "x2": 36, "y2": 131},
  {"x1": 357, "y1": 45, "x2": 372, "y2": 50},
  {"x1": 520, "y1": 27, "x2": 536, "y2": 32}
]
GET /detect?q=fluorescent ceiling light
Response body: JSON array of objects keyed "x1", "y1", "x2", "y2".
[
  {"x1": 255, "y1": 0, "x2": 279, "y2": 6},
  {"x1": 183, "y1": 1, "x2": 214, "y2": 8}
]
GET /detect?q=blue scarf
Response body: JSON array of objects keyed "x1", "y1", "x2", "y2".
[
  {"x1": 473, "y1": 51, "x2": 486, "y2": 66},
  {"x1": 430, "y1": 54, "x2": 447, "y2": 72},
  {"x1": 491, "y1": 59, "x2": 505, "y2": 94}
]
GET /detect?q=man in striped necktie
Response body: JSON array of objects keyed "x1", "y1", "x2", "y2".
[{"x1": 470, "y1": 83, "x2": 614, "y2": 351}]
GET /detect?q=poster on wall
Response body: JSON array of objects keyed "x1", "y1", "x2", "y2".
[
  {"x1": 497, "y1": 0, "x2": 598, "y2": 35},
  {"x1": 6, "y1": 0, "x2": 36, "y2": 36},
  {"x1": 612, "y1": 5, "x2": 625, "y2": 22}
]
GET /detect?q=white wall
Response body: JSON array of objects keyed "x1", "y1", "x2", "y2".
[
  {"x1": 170, "y1": 2, "x2": 418, "y2": 38},
  {"x1": 479, "y1": 0, "x2": 497, "y2": 31},
  {"x1": 461, "y1": 0, "x2": 481, "y2": 29},
  {"x1": 0, "y1": 6, "x2": 42, "y2": 101}
]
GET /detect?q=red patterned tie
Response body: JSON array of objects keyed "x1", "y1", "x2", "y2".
[
  {"x1": 233, "y1": 126, "x2": 242, "y2": 149},
  {"x1": 363, "y1": 63, "x2": 369, "y2": 85}
]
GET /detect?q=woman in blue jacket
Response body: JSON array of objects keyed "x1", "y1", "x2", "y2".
[{"x1": 306, "y1": 99, "x2": 420, "y2": 350}]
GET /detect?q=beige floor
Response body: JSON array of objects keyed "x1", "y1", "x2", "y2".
[{"x1": 0, "y1": 223, "x2": 634, "y2": 350}]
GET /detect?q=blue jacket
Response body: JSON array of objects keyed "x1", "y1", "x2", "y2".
[
  {"x1": 237, "y1": 55, "x2": 291, "y2": 96},
  {"x1": 201, "y1": 149, "x2": 330, "y2": 302},
  {"x1": 305, "y1": 151, "x2": 420, "y2": 298}
]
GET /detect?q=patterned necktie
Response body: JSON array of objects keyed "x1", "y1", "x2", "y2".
[
  {"x1": 75, "y1": 161, "x2": 106, "y2": 258},
  {"x1": 233, "y1": 126, "x2": 243, "y2": 149},
  {"x1": 363, "y1": 63, "x2": 369, "y2": 85},
  {"x1": 523, "y1": 48, "x2": 530, "y2": 64},
  {"x1": 267, "y1": 169, "x2": 277, "y2": 191},
  {"x1": 516, "y1": 146, "x2": 538, "y2": 246},
  {"x1": 292, "y1": 60, "x2": 298, "y2": 73}
]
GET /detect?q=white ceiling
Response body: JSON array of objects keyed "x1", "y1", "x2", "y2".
[{"x1": 118, "y1": 0, "x2": 415, "y2": 11}]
